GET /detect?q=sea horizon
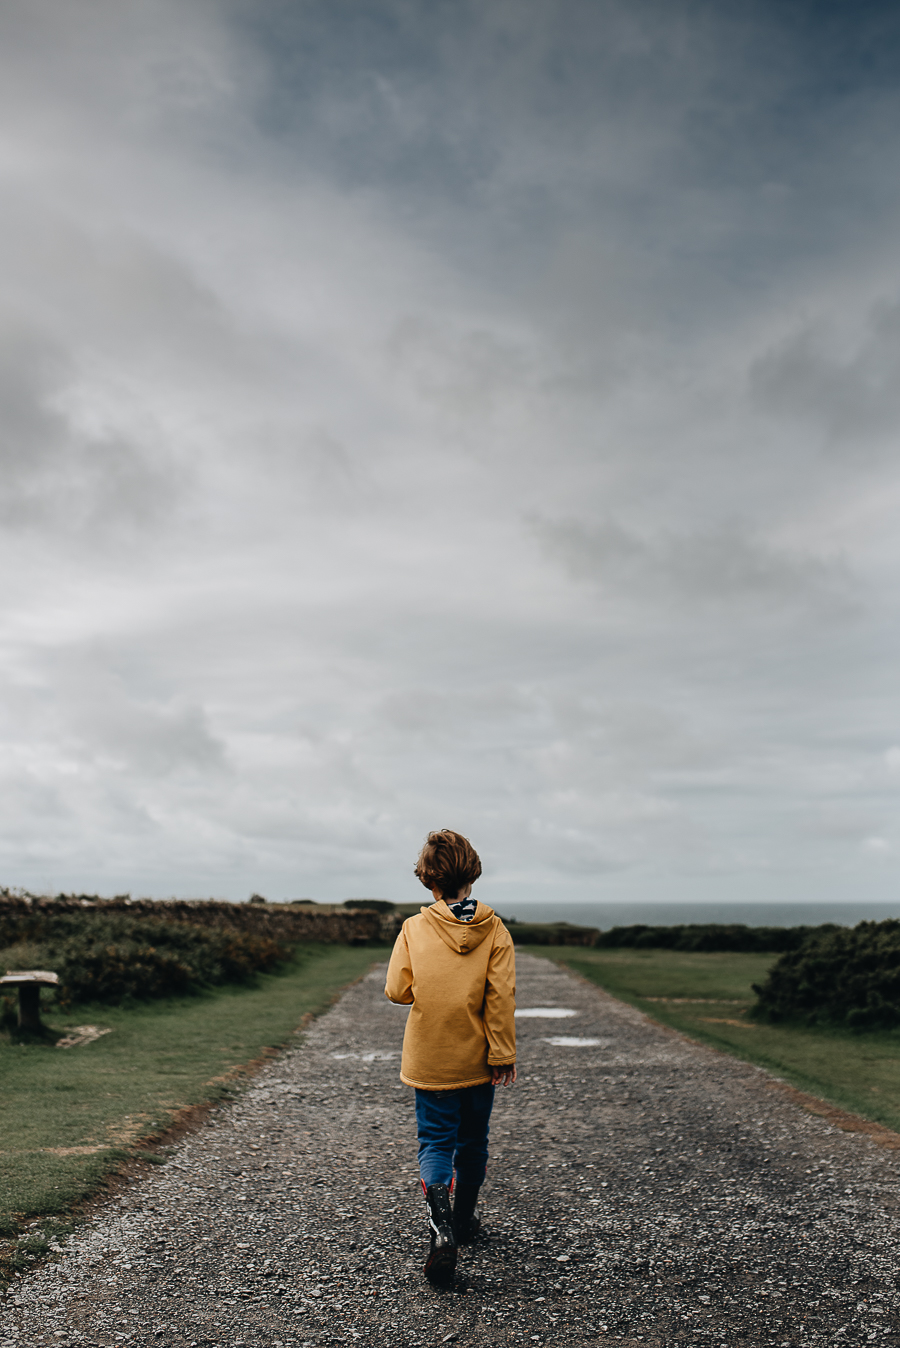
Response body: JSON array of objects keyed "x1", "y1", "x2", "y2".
[{"x1": 488, "y1": 899, "x2": 900, "y2": 930}]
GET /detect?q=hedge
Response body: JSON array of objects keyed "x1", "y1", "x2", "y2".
[
  {"x1": 594, "y1": 922, "x2": 839, "y2": 953},
  {"x1": 0, "y1": 912, "x2": 290, "y2": 1008}
]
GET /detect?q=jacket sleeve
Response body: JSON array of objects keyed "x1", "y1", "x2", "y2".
[
  {"x1": 384, "y1": 925, "x2": 414, "y2": 1005},
  {"x1": 483, "y1": 925, "x2": 516, "y2": 1065}
]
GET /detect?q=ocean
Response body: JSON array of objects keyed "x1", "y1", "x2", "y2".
[{"x1": 493, "y1": 900, "x2": 900, "y2": 930}]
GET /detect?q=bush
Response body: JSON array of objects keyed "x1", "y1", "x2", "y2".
[
  {"x1": 507, "y1": 921, "x2": 600, "y2": 947},
  {"x1": 751, "y1": 920, "x2": 900, "y2": 1030},
  {"x1": 0, "y1": 995, "x2": 16, "y2": 1031},
  {"x1": 0, "y1": 913, "x2": 290, "y2": 1008},
  {"x1": 342, "y1": 899, "x2": 396, "y2": 913},
  {"x1": 595, "y1": 923, "x2": 838, "y2": 953}
]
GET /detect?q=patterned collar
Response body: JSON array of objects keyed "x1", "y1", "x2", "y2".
[{"x1": 446, "y1": 895, "x2": 478, "y2": 923}]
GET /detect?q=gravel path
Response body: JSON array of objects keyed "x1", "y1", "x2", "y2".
[{"x1": 4, "y1": 952, "x2": 900, "y2": 1347}]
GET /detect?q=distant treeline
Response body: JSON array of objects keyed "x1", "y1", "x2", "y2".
[
  {"x1": 594, "y1": 922, "x2": 840, "y2": 953},
  {"x1": 504, "y1": 920, "x2": 843, "y2": 952}
]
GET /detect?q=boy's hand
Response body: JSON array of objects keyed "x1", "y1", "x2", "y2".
[{"x1": 490, "y1": 1064, "x2": 517, "y2": 1086}]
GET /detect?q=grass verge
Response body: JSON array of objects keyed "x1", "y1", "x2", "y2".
[
  {"x1": 0, "y1": 943, "x2": 389, "y2": 1244},
  {"x1": 529, "y1": 946, "x2": 900, "y2": 1133}
]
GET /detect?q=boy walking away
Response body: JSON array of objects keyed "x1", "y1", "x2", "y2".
[{"x1": 385, "y1": 830, "x2": 516, "y2": 1286}]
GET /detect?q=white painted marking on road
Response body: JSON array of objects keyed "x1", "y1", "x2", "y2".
[
  {"x1": 515, "y1": 1007, "x2": 578, "y2": 1018},
  {"x1": 330, "y1": 1050, "x2": 398, "y2": 1061},
  {"x1": 542, "y1": 1035, "x2": 605, "y2": 1047}
]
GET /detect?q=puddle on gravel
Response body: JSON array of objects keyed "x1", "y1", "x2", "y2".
[{"x1": 515, "y1": 1008, "x2": 577, "y2": 1018}]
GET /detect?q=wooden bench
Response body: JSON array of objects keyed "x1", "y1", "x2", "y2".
[{"x1": 0, "y1": 970, "x2": 60, "y2": 1030}]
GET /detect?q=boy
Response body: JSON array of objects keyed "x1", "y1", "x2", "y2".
[{"x1": 385, "y1": 829, "x2": 516, "y2": 1285}]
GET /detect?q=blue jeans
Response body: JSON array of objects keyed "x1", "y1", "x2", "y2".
[{"x1": 414, "y1": 1083, "x2": 495, "y2": 1188}]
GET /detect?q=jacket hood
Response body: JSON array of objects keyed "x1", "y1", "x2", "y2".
[{"x1": 420, "y1": 899, "x2": 496, "y2": 955}]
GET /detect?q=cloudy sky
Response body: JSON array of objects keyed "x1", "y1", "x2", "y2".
[{"x1": 3, "y1": 0, "x2": 900, "y2": 908}]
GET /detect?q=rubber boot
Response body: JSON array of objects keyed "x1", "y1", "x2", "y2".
[
  {"x1": 423, "y1": 1183, "x2": 457, "y2": 1285},
  {"x1": 452, "y1": 1181, "x2": 481, "y2": 1244}
]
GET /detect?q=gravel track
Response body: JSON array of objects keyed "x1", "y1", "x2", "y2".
[{"x1": 3, "y1": 951, "x2": 900, "y2": 1347}]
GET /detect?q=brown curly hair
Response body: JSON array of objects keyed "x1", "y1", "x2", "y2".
[{"x1": 414, "y1": 829, "x2": 482, "y2": 901}]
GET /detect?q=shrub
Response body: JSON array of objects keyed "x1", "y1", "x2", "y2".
[
  {"x1": 52, "y1": 941, "x2": 195, "y2": 1005},
  {"x1": 751, "y1": 920, "x2": 900, "y2": 1030},
  {"x1": 0, "y1": 913, "x2": 290, "y2": 1008},
  {"x1": 342, "y1": 899, "x2": 396, "y2": 913}
]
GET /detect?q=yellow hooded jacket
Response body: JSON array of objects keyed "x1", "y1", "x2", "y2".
[{"x1": 384, "y1": 899, "x2": 516, "y2": 1090}]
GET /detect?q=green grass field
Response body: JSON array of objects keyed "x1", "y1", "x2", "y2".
[
  {"x1": 532, "y1": 946, "x2": 900, "y2": 1133},
  {"x1": 0, "y1": 944, "x2": 389, "y2": 1239}
]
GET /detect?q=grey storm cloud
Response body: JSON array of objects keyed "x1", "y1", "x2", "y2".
[
  {"x1": 532, "y1": 517, "x2": 859, "y2": 617},
  {"x1": 750, "y1": 297, "x2": 900, "y2": 451},
  {"x1": 1, "y1": 0, "x2": 900, "y2": 906}
]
